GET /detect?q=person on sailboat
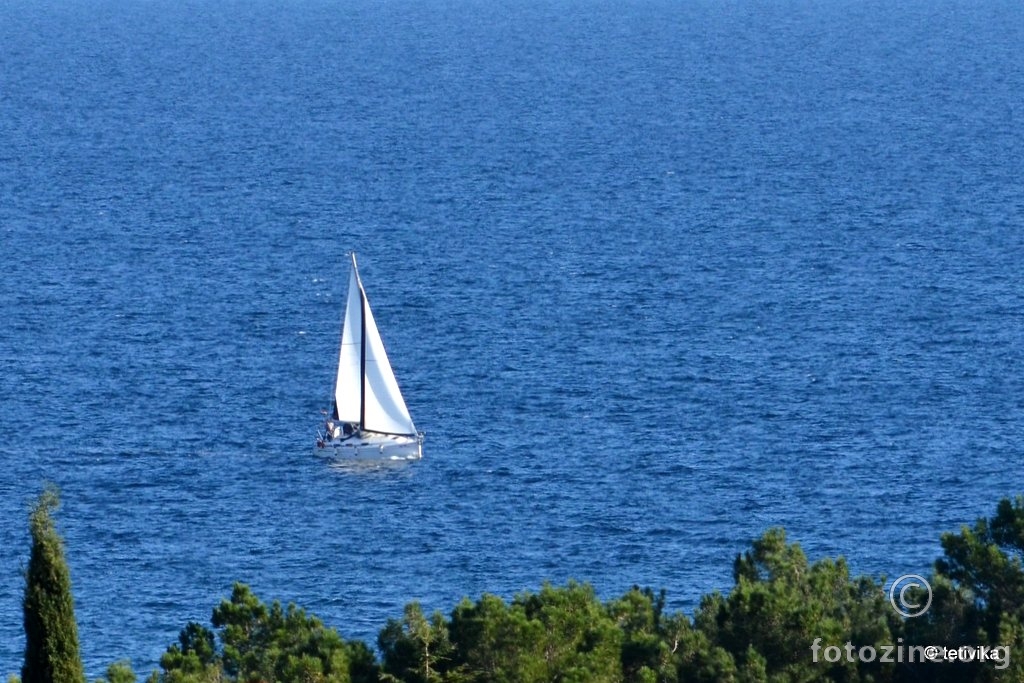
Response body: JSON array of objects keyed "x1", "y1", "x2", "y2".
[{"x1": 325, "y1": 419, "x2": 344, "y2": 440}]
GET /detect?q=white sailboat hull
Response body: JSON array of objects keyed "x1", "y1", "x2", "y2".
[{"x1": 317, "y1": 432, "x2": 424, "y2": 461}]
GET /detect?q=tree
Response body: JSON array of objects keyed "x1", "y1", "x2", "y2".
[
  {"x1": 378, "y1": 603, "x2": 455, "y2": 683},
  {"x1": 155, "y1": 583, "x2": 378, "y2": 683},
  {"x1": 98, "y1": 661, "x2": 136, "y2": 683},
  {"x1": 157, "y1": 622, "x2": 220, "y2": 683},
  {"x1": 22, "y1": 485, "x2": 86, "y2": 683},
  {"x1": 442, "y1": 582, "x2": 623, "y2": 683},
  {"x1": 690, "y1": 528, "x2": 896, "y2": 682},
  {"x1": 906, "y1": 495, "x2": 1024, "y2": 682},
  {"x1": 936, "y1": 495, "x2": 1024, "y2": 636},
  {"x1": 607, "y1": 586, "x2": 689, "y2": 683}
]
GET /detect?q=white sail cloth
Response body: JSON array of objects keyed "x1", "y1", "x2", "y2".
[{"x1": 333, "y1": 254, "x2": 417, "y2": 436}]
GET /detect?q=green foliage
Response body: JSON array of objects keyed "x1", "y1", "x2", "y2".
[
  {"x1": 378, "y1": 603, "x2": 454, "y2": 683},
  {"x1": 937, "y1": 495, "x2": 1024, "y2": 634},
  {"x1": 377, "y1": 581, "x2": 630, "y2": 683},
  {"x1": 22, "y1": 488, "x2": 1024, "y2": 683},
  {"x1": 157, "y1": 623, "x2": 219, "y2": 683},
  {"x1": 608, "y1": 587, "x2": 687, "y2": 683},
  {"x1": 154, "y1": 583, "x2": 377, "y2": 683},
  {"x1": 689, "y1": 527, "x2": 896, "y2": 682},
  {"x1": 94, "y1": 661, "x2": 135, "y2": 683},
  {"x1": 22, "y1": 485, "x2": 86, "y2": 683},
  {"x1": 440, "y1": 581, "x2": 624, "y2": 683},
  {"x1": 903, "y1": 495, "x2": 1024, "y2": 682}
]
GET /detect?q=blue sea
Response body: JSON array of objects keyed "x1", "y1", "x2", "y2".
[{"x1": 2, "y1": 0, "x2": 1022, "y2": 676}]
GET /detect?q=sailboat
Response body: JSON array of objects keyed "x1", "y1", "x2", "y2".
[{"x1": 316, "y1": 253, "x2": 424, "y2": 460}]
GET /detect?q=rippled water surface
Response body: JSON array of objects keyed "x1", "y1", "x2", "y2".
[{"x1": 2, "y1": 0, "x2": 1023, "y2": 675}]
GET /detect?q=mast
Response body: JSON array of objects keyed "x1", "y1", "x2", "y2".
[
  {"x1": 359, "y1": 281, "x2": 367, "y2": 432},
  {"x1": 332, "y1": 252, "x2": 370, "y2": 429}
]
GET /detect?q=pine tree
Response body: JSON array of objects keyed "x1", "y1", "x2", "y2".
[{"x1": 22, "y1": 486, "x2": 86, "y2": 683}]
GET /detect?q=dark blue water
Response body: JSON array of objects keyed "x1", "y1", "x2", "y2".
[{"x1": 2, "y1": 0, "x2": 1023, "y2": 676}]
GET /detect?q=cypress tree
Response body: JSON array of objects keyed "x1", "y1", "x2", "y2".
[{"x1": 22, "y1": 485, "x2": 86, "y2": 683}]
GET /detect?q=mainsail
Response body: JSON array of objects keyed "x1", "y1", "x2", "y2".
[{"x1": 332, "y1": 254, "x2": 417, "y2": 436}]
